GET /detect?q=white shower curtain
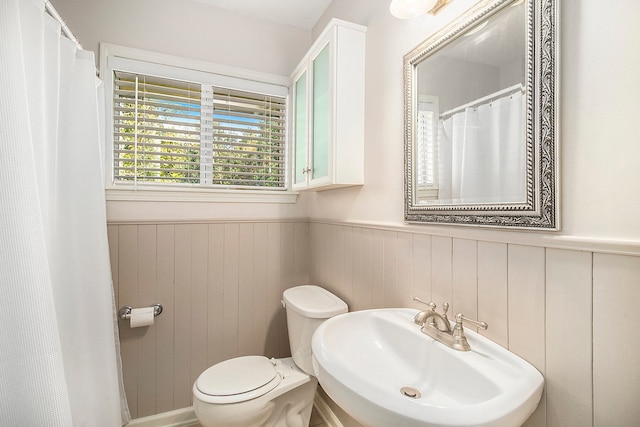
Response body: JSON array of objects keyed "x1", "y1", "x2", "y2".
[
  {"x1": 0, "y1": 0, "x2": 130, "y2": 425},
  {"x1": 438, "y1": 91, "x2": 526, "y2": 204}
]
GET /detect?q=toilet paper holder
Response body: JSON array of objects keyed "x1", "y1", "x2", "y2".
[{"x1": 118, "y1": 304, "x2": 163, "y2": 320}]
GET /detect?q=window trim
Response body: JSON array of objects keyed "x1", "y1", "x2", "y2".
[{"x1": 100, "y1": 43, "x2": 297, "y2": 203}]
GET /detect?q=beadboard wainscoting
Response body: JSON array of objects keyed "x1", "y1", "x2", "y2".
[
  {"x1": 108, "y1": 218, "x2": 640, "y2": 426},
  {"x1": 308, "y1": 220, "x2": 640, "y2": 427},
  {"x1": 107, "y1": 220, "x2": 310, "y2": 419}
]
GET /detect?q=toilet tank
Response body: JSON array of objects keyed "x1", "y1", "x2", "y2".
[{"x1": 282, "y1": 285, "x2": 348, "y2": 375}]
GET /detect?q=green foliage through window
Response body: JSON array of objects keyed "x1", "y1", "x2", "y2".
[{"x1": 113, "y1": 71, "x2": 286, "y2": 189}]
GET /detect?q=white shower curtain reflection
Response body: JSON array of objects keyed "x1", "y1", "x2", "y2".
[
  {"x1": 438, "y1": 91, "x2": 526, "y2": 204},
  {"x1": 0, "y1": 0, "x2": 129, "y2": 425}
]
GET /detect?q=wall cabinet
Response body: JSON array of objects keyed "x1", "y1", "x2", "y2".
[{"x1": 291, "y1": 19, "x2": 366, "y2": 191}]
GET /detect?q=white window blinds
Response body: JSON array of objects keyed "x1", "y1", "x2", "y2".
[
  {"x1": 417, "y1": 109, "x2": 436, "y2": 188},
  {"x1": 113, "y1": 71, "x2": 287, "y2": 189}
]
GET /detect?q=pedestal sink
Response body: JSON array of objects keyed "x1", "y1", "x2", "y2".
[{"x1": 311, "y1": 308, "x2": 543, "y2": 427}]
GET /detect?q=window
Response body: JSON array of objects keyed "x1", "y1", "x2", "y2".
[
  {"x1": 113, "y1": 71, "x2": 286, "y2": 189},
  {"x1": 416, "y1": 97, "x2": 439, "y2": 200},
  {"x1": 417, "y1": 108, "x2": 436, "y2": 188},
  {"x1": 102, "y1": 44, "x2": 294, "y2": 202}
]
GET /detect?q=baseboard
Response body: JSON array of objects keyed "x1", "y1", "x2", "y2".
[
  {"x1": 125, "y1": 394, "x2": 341, "y2": 427},
  {"x1": 125, "y1": 407, "x2": 198, "y2": 427},
  {"x1": 314, "y1": 393, "x2": 344, "y2": 427}
]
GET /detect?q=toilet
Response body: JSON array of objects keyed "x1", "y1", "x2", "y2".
[{"x1": 192, "y1": 285, "x2": 348, "y2": 427}]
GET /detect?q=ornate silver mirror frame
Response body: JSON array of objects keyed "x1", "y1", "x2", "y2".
[{"x1": 403, "y1": 0, "x2": 558, "y2": 229}]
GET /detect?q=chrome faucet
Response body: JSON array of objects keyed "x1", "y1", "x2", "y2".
[{"x1": 413, "y1": 297, "x2": 488, "y2": 352}]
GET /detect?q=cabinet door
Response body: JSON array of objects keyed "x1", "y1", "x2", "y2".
[
  {"x1": 293, "y1": 71, "x2": 308, "y2": 187},
  {"x1": 311, "y1": 43, "x2": 330, "y2": 183}
]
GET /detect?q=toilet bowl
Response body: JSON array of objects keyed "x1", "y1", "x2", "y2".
[{"x1": 193, "y1": 285, "x2": 347, "y2": 427}]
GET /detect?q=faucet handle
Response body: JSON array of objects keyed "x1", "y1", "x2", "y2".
[
  {"x1": 450, "y1": 313, "x2": 488, "y2": 351},
  {"x1": 442, "y1": 302, "x2": 449, "y2": 315},
  {"x1": 454, "y1": 313, "x2": 488, "y2": 330},
  {"x1": 441, "y1": 302, "x2": 450, "y2": 326},
  {"x1": 413, "y1": 296, "x2": 436, "y2": 310}
]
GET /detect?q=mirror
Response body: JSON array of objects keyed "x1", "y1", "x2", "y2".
[{"x1": 403, "y1": 0, "x2": 558, "y2": 228}]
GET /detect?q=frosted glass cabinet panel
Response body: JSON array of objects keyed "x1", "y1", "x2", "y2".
[
  {"x1": 291, "y1": 19, "x2": 366, "y2": 191},
  {"x1": 312, "y1": 45, "x2": 330, "y2": 181}
]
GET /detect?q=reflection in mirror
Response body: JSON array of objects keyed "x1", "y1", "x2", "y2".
[
  {"x1": 416, "y1": 2, "x2": 525, "y2": 204},
  {"x1": 404, "y1": 0, "x2": 558, "y2": 228}
]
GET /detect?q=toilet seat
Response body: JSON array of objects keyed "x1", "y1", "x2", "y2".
[{"x1": 195, "y1": 356, "x2": 282, "y2": 404}]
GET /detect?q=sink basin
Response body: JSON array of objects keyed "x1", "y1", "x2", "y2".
[{"x1": 311, "y1": 308, "x2": 544, "y2": 427}]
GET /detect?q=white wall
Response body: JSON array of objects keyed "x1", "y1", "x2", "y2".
[
  {"x1": 310, "y1": 0, "x2": 640, "y2": 243},
  {"x1": 52, "y1": 0, "x2": 640, "y2": 234},
  {"x1": 52, "y1": 0, "x2": 310, "y2": 76}
]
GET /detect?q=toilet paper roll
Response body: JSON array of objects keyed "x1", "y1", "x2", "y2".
[{"x1": 129, "y1": 307, "x2": 155, "y2": 328}]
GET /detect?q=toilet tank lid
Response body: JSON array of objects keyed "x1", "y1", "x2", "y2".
[{"x1": 283, "y1": 285, "x2": 348, "y2": 318}]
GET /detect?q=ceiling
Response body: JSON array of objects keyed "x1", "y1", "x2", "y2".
[{"x1": 192, "y1": 0, "x2": 333, "y2": 30}]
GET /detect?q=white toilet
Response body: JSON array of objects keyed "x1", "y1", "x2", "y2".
[{"x1": 192, "y1": 285, "x2": 348, "y2": 427}]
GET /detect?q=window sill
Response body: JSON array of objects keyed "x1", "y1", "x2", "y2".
[{"x1": 105, "y1": 187, "x2": 299, "y2": 204}]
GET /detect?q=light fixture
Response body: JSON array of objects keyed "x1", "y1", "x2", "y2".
[
  {"x1": 389, "y1": 0, "x2": 453, "y2": 19},
  {"x1": 390, "y1": 0, "x2": 437, "y2": 19}
]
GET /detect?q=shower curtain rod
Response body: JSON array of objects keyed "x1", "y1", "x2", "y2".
[
  {"x1": 440, "y1": 83, "x2": 524, "y2": 119},
  {"x1": 44, "y1": 1, "x2": 83, "y2": 50},
  {"x1": 44, "y1": 1, "x2": 100, "y2": 76}
]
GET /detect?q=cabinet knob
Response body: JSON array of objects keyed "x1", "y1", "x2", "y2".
[{"x1": 302, "y1": 167, "x2": 311, "y2": 174}]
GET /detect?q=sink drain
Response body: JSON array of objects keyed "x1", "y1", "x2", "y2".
[{"x1": 400, "y1": 386, "x2": 421, "y2": 399}]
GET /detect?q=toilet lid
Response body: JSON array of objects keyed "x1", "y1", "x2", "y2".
[{"x1": 195, "y1": 356, "x2": 281, "y2": 404}]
